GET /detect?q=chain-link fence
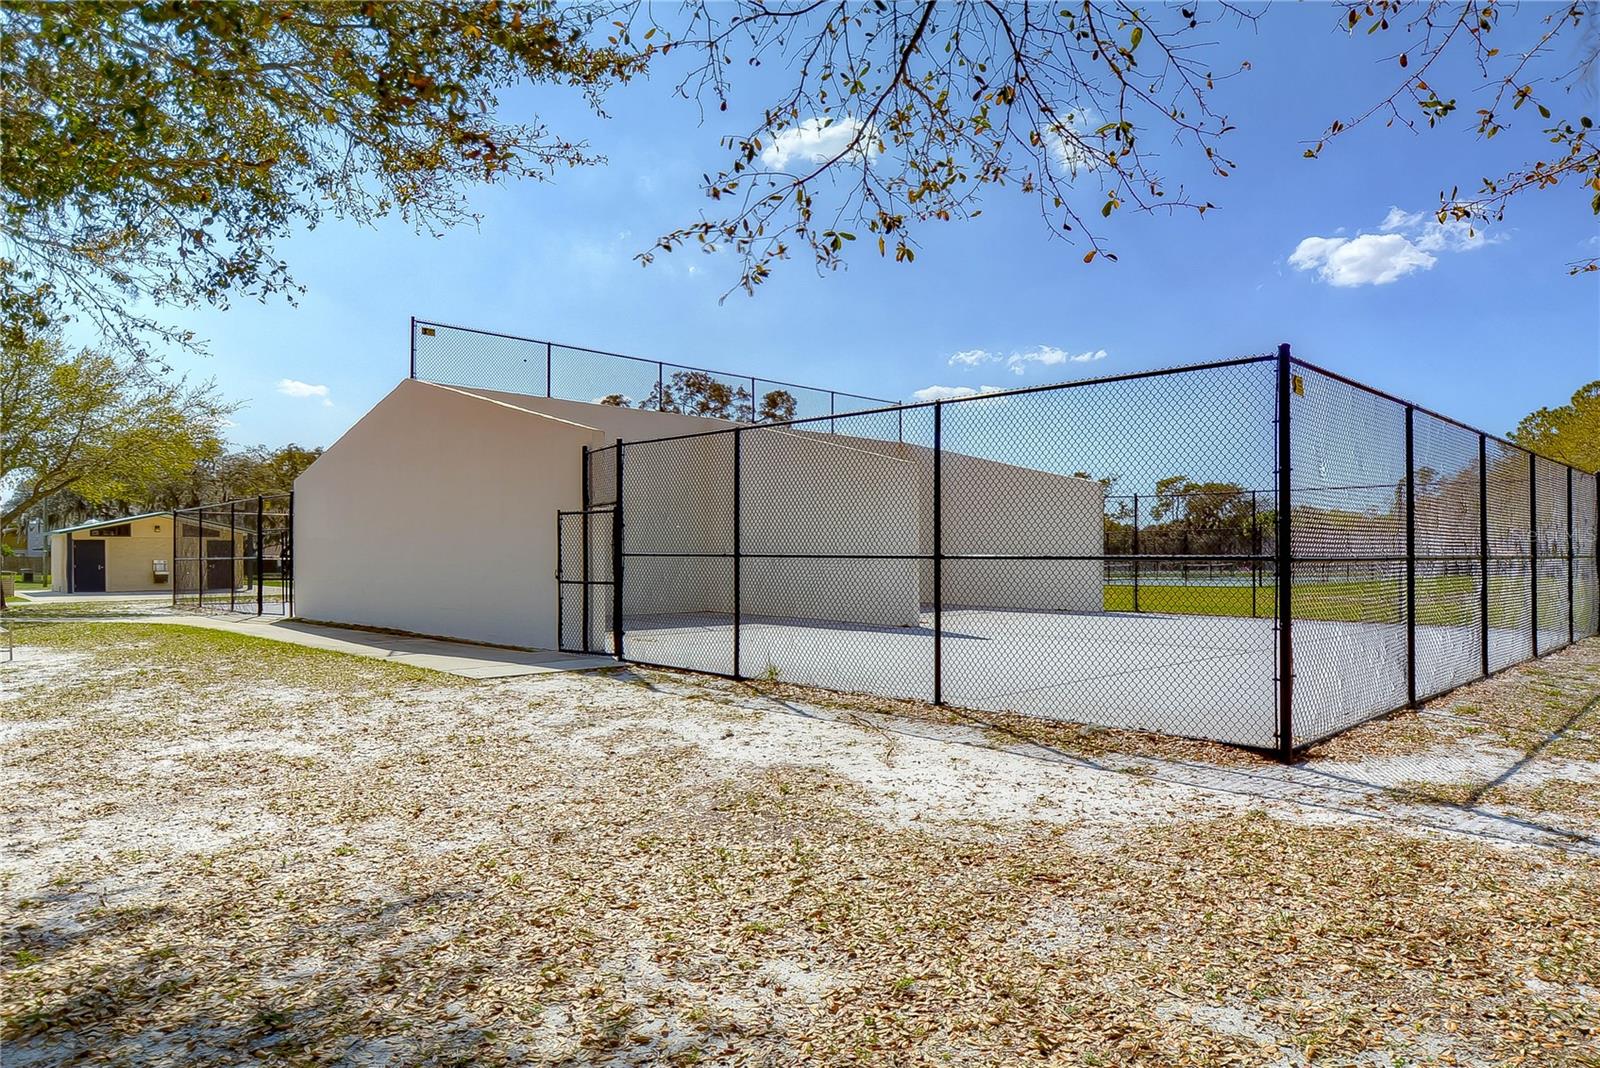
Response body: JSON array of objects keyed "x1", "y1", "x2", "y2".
[
  {"x1": 172, "y1": 494, "x2": 293, "y2": 616},
  {"x1": 557, "y1": 348, "x2": 1598, "y2": 758},
  {"x1": 411, "y1": 318, "x2": 890, "y2": 424}
]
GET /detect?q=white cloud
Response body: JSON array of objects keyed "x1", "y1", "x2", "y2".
[
  {"x1": 760, "y1": 116, "x2": 882, "y2": 170},
  {"x1": 1292, "y1": 206, "x2": 1505, "y2": 287},
  {"x1": 1377, "y1": 207, "x2": 1425, "y2": 233},
  {"x1": 947, "y1": 345, "x2": 1108, "y2": 375},
  {"x1": 947, "y1": 348, "x2": 996, "y2": 367},
  {"x1": 911, "y1": 384, "x2": 1006, "y2": 402},
  {"x1": 1289, "y1": 234, "x2": 1436, "y2": 287},
  {"x1": 278, "y1": 378, "x2": 332, "y2": 407}
]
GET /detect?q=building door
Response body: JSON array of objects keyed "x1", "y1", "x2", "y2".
[
  {"x1": 72, "y1": 539, "x2": 106, "y2": 592},
  {"x1": 205, "y1": 539, "x2": 233, "y2": 590}
]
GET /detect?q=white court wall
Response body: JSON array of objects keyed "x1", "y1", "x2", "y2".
[
  {"x1": 295, "y1": 381, "x2": 600, "y2": 648},
  {"x1": 295, "y1": 382, "x2": 922, "y2": 647}
]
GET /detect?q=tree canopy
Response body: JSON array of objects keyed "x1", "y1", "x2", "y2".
[
  {"x1": 0, "y1": 0, "x2": 644, "y2": 356},
  {"x1": 2, "y1": 1, "x2": 1592, "y2": 352},
  {"x1": 0, "y1": 330, "x2": 234, "y2": 527},
  {"x1": 1510, "y1": 381, "x2": 1600, "y2": 473}
]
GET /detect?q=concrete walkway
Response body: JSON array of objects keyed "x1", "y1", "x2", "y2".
[{"x1": 12, "y1": 613, "x2": 618, "y2": 679}]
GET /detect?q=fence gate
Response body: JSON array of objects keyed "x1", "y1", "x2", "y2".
[
  {"x1": 173, "y1": 493, "x2": 294, "y2": 616},
  {"x1": 557, "y1": 506, "x2": 615, "y2": 655}
]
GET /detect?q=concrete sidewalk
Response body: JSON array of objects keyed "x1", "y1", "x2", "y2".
[{"x1": 12, "y1": 613, "x2": 618, "y2": 679}]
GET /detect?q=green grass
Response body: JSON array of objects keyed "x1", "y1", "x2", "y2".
[{"x1": 1103, "y1": 574, "x2": 1544, "y2": 626}]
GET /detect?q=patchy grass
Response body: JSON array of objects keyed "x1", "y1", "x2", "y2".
[
  {"x1": 2, "y1": 624, "x2": 1598, "y2": 1066},
  {"x1": 2, "y1": 598, "x2": 176, "y2": 619}
]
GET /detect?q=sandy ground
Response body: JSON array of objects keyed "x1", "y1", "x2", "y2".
[{"x1": 2, "y1": 623, "x2": 1597, "y2": 1066}]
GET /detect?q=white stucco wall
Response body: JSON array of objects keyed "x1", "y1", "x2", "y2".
[
  {"x1": 296, "y1": 380, "x2": 1101, "y2": 650},
  {"x1": 817, "y1": 432, "x2": 1106, "y2": 612},
  {"x1": 295, "y1": 382, "x2": 917, "y2": 648},
  {"x1": 297, "y1": 381, "x2": 610, "y2": 648}
]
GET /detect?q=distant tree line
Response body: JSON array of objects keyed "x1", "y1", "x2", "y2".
[{"x1": 599, "y1": 370, "x2": 798, "y2": 423}]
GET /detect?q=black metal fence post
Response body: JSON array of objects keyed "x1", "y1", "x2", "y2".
[
  {"x1": 1479, "y1": 433, "x2": 1490, "y2": 678},
  {"x1": 1404, "y1": 405, "x2": 1417, "y2": 707},
  {"x1": 749, "y1": 376, "x2": 757, "y2": 423},
  {"x1": 1250, "y1": 490, "x2": 1259, "y2": 619},
  {"x1": 932, "y1": 400, "x2": 943, "y2": 706},
  {"x1": 170, "y1": 509, "x2": 178, "y2": 609},
  {"x1": 229, "y1": 501, "x2": 236, "y2": 613},
  {"x1": 732, "y1": 428, "x2": 742, "y2": 679},
  {"x1": 1530, "y1": 451, "x2": 1539, "y2": 655},
  {"x1": 1567, "y1": 466, "x2": 1575, "y2": 646},
  {"x1": 581, "y1": 445, "x2": 592, "y2": 652},
  {"x1": 546, "y1": 341, "x2": 553, "y2": 398},
  {"x1": 286, "y1": 491, "x2": 294, "y2": 616},
  {"x1": 1275, "y1": 342, "x2": 1295, "y2": 762},
  {"x1": 613, "y1": 438, "x2": 625, "y2": 660},
  {"x1": 256, "y1": 495, "x2": 265, "y2": 616},
  {"x1": 1131, "y1": 493, "x2": 1141, "y2": 612},
  {"x1": 409, "y1": 316, "x2": 416, "y2": 378}
]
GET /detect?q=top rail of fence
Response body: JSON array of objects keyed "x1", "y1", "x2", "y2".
[{"x1": 410, "y1": 317, "x2": 893, "y2": 419}]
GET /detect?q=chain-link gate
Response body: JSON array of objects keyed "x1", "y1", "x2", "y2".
[
  {"x1": 557, "y1": 506, "x2": 616, "y2": 655},
  {"x1": 172, "y1": 494, "x2": 294, "y2": 616}
]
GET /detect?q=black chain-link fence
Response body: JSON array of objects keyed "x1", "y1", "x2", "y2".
[
  {"x1": 558, "y1": 348, "x2": 1598, "y2": 757},
  {"x1": 411, "y1": 318, "x2": 890, "y2": 424},
  {"x1": 172, "y1": 494, "x2": 293, "y2": 616}
]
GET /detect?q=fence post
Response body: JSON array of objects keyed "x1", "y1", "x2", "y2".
[
  {"x1": 1404, "y1": 406, "x2": 1417, "y2": 707},
  {"x1": 1530, "y1": 451, "x2": 1538, "y2": 656},
  {"x1": 1131, "y1": 493, "x2": 1141, "y2": 612},
  {"x1": 581, "y1": 446, "x2": 591, "y2": 652},
  {"x1": 1250, "y1": 490, "x2": 1259, "y2": 619},
  {"x1": 1567, "y1": 465, "x2": 1575, "y2": 647},
  {"x1": 171, "y1": 508, "x2": 178, "y2": 609},
  {"x1": 613, "y1": 438, "x2": 625, "y2": 660},
  {"x1": 256, "y1": 495, "x2": 265, "y2": 616},
  {"x1": 409, "y1": 316, "x2": 416, "y2": 378},
  {"x1": 933, "y1": 400, "x2": 943, "y2": 706},
  {"x1": 1275, "y1": 342, "x2": 1294, "y2": 762},
  {"x1": 657, "y1": 364, "x2": 664, "y2": 411},
  {"x1": 229, "y1": 501, "x2": 236, "y2": 614},
  {"x1": 546, "y1": 341, "x2": 553, "y2": 398},
  {"x1": 286, "y1": 491, "x2": 294, "y2": 616},
  {"x1": 1479, "y1": 434, "x2": 1489, "y2": 677},
  {"x1": 749, "y1": 377, "x2": 758, "y2": 423},
  {"x1": 732, "y1": 428, "x2": 742, "y2": 680}
]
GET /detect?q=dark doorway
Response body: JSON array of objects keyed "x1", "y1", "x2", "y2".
[
  {"x1": 205, "y1": 539, "x2": 233, "y2": 591},
  {"x1": 72, "y1": 539, "x2": 106, "y2": 592}
]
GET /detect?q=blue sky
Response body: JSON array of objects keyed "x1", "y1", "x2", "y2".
[{"x1": 128, "y1": 5, "x2": 1598, "y2": 452}]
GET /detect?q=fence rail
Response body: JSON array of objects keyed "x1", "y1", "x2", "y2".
[
  {"x1": 559, "y1": 346, "x2": 1598, "y2": 759},
  {"x1": 410, "y1": 317, "x2": 892, "y2": 425},
  {"x1": 172, "y1": 494, "x2": 294, "y2": 616}
]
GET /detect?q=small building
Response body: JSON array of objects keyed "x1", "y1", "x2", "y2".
[{"x1": 47, "y1": 512, "x2": 181, "y2": 593}]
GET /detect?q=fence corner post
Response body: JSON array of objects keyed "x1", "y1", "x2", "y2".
[
  {"x1": 1479, "y1": 434, "x2": 1490, "y2": 678},
  {"x1": 932, "y1": 399, "x2": 943, "y2": 706},
  {"x1": 1275, "y1": 342, "x2": 1295, "y2": 762},
  {"x1": 732, "y1": 428, "x2": 742, "y2": 680},
  {"x1": 409, "y1": 316, "x2": 417, "y2": 379},
  {"x1": 613, "y1": 437, "x2": 625, "y2": 661},
  {"x1": 1404, "y1": 405, "x2": 1417, "y2": 708}
]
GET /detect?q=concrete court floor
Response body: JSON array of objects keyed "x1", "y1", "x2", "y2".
[{"x1": 615, "y1": 608, "x2": 1569, "y2": 749}]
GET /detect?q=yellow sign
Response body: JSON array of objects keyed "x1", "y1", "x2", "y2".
[{"x1": 1291, "y1": 374, "x2": 1304, "y2": 397}]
